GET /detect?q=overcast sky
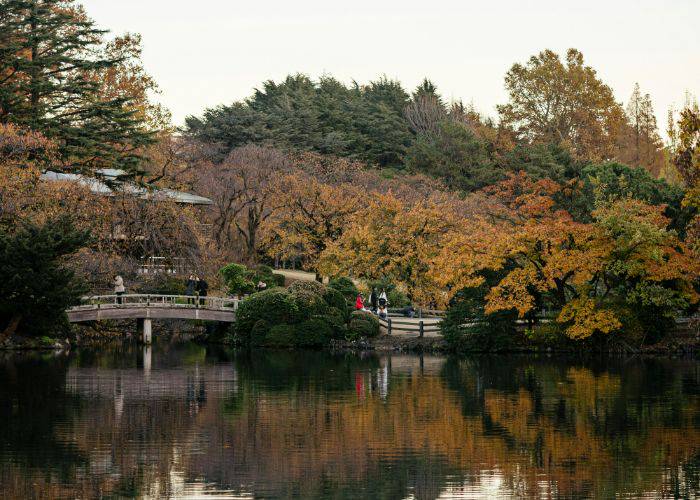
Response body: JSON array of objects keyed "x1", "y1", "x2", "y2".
[{"x1": 81, "y1": 0, "x2": 699, "y2": 136}]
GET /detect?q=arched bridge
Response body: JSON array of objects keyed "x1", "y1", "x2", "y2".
[{"x1": 67, "y1": 294, "x2": 238, "y2": 344}]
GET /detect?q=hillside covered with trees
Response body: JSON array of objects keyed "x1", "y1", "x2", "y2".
[{"x1": 1, "y1": 0, "x2": 699, "y2": 349}]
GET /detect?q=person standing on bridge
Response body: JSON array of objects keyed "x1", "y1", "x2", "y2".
[
  {"x1": 113, "y1": 275, "x2": 125, "y2": 304},
  {"x1": 185, "y1": 275, "x2": 196, "y2": 304},
  {"x1": 196, "y1": 275, "x2": 209, "y2": 305}
]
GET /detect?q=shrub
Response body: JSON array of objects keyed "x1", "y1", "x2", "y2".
[
  {"x1": 441, "y1": 276, "x2": 517, "y2": 352},
  {"x1": 523, "y1": 322, "x2": 562, "y2": 345},
  {"x1": 328, "y1": 277, "x2": 359, "y2": 301},
  {"x1": 272, "y1": 273, "x2": 286, "y2": 287},
  {"x1": 221, "y1": 263, "x2": 284, "y2": 296},
  {"x1": 347, "y1": 310, "x2": 380, "y2": 339},
  {"x1": 235, "y1": 288, "x2": 299, "y2": 339},
  {"x1": 220, "y1": 263, "x2": 255, "y2": 295},
  {"x1": 288, "y1": 280, "x2": 326, "y2": 295},
  {"x1": 295, "y1": 318, "x2": 333, "y2": 347},
  {"x1": 290, "y1": 289, "x2": 328, "y2": 318},
  {"x1": 315, "y1": 307, "x2": 347, "y2": 339},
  {"x1": 265, "y1": 324, "x2": 297, "y2": 347},
  {"x1": 322, "y1": 287, "x2": 347, "y2": 312},
  {"x1": 250, "y1": 319, "x2": 271, "y2": 345}
]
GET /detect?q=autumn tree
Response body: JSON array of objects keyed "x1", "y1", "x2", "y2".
[
  {"x1": 197, "y1": 144, "x2": 290, "y2": 262},
  {"x1": 497, "y1": 49, "x2": 626, "y2": 162},
  {"x1": 0, "y1": 0, "x2": 154, "y2": 174},
  {"x1": 263, "y1": 171, "x2": 366, "y2": 269},
  {"x1": 319, "y1": 193, "x2": 465, "y2": 306},
  {"x1": 672, "y1": 107, "x2": 700, "y2": 248}
]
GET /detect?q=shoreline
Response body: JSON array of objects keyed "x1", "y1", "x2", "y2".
[{"x1": 1, "y1": 322, "x2": 697, "y2": 358}]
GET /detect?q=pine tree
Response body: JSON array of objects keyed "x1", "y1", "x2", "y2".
[
  {"x1": 0, "y1": 216, "x2": 90, "y2": 337},
  {"x1": 0, "y1": 0, "x2": 154, "y2": 174}
]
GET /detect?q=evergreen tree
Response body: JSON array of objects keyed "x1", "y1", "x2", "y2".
[
  {"x1": 0, "y1": 0, "x2": 154, "y2": 174},
  {"x1": 406, "y1": 120, "x2": 500, "y2": 192},
  {"x1": 0, "y1": 216, "x2": 90, "y2": 338}
]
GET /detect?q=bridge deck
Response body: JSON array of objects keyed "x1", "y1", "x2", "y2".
[{"x1": 67, "y1": 294, "x2": 237, "y2": 323}]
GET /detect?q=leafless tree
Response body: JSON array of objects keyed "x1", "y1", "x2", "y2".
[
  {"x1": 197, "y1": 144, "x2": 290, "y2": 262},
  {"x1": 404, "y1": 94, "x2": 446, "y2": 137}
]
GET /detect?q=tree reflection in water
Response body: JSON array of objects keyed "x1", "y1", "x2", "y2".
[{"x1": 0, "y1": 345, "x2": 698, "y2": 499}]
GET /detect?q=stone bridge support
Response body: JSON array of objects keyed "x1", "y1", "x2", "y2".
[{"x1": 136, "y1": 318, "x2": 152, "y2": 345}]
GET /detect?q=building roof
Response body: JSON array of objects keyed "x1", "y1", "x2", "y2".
[{"x1": 40, "y1": 170, "x2": 213, "y2": 206}]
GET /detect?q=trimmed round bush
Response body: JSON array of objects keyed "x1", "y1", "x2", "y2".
[
  {"x1": 315, "y1": 307, "x2": 347, "y2": 339},
  {"x1": 265, "y1": 324, "x2": 297, "y2": 347},
  {"x1": 235, "y1": 288, "x2": 300, "y2": 339},
  {"x1": 295, "y1": 318, "x2": 333, "y2": 347},
  {"x1": 250, "y1": 319, "x2": 270, "y2": 346},
  {"x1": 288, "y1": 280, "x2": 327, "y2": 295},
  {"x1": 290, "y1": 289, "x2": 328, "y2": 318},
  {"x1": 348, "y1": 310, "x2": 380, "y2": 339},
  {"x1": 322, "y1": 287, "x2": 347, "y2": 312},
  {"x1": 328, "y1": 277, "x2": 359, "y2": 301}
]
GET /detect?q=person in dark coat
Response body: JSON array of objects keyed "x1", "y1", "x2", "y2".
[
  {"x1": 196, "y1": 276, "x2": 209, "y2": 305},
  {"x1": 185, "y1": 274, "x2": 196, "y2": 304},
  {"x1": 369, "y1": 288, "x2": 378, "y2": 312}
]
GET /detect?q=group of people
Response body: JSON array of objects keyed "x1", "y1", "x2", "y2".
[
  {"x1": 185, "y1": 275, "x2": 209, "y2": 304},
  {"x1": 355, "y1": 288, "x2": 389, "y2": 318},
  {"x1": 112, "y1": 274, "x2": 210, "y2": 305}
]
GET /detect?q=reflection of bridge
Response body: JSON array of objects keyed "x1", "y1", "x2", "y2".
[{"x1": 67, "y1": 295, "x2": 238, "y2": 343}]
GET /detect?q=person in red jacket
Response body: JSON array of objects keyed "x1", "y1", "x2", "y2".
[{"x1": 355, "y1": 294, "x2": 365, "y2": 310}]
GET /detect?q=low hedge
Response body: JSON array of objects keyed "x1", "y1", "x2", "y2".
[
  {"x1": 347, "y1": 310, "x2": 380, "y2": 340},
  {"x1": 265, "y1": 324, "x2": 297, "y2": 347},
  {"x1": 234, "y1": 280, "x2": 377, "y2": 347},
  {"x1": 295, "y1": 318, "x2": 333, "y2": 347},
  {"x1": 235, "y1": 288, "x2": 300, "y2": 338}
]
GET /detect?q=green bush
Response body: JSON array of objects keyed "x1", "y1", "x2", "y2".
[
  {"x1": 322, "y1": 287, "x2": 347, "y2": 312},
  {"x1": 220, "y1": 263, "x2": 255, "y2": 295},
  {"x1": 265, "y1": 324, "x2": 297, "y2": 347},
  {"x1": 523, "y1": 322, "x2": 565, "y2": 346},
  {"x1": 221, "y1": 263, "x2": 284, "y2": 296},
  {"x1": 315, "y1": 307, "x2": 347, "y2": 339},
  {"x1": 235, "y1": 288, "x2": 300, "y2": 339},
  {"x1": 295, "y1": 318, "x2": 333, "y2": 347},
  {"x1": 328, "y1": 277, "x2": 359, "y2": 302},
  {"x1": 347, "y1": 310, "x2": 380, "y2": 340},
  {"x1": 288, "y1": 280, "x2": 326, "y2": 295},
  {"x1": 250, "y1": 319, "x2": 271, "y2": 345},
  {"x1": 290, "y1": 289, "x2": 328, "y2": 318},
  {"x1": 441, "y1": 276, "x2": 517, "y2": 352}
]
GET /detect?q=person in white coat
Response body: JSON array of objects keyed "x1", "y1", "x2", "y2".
[{"x1": 114, "y1": 275, "x2": 125, "y2": 304}]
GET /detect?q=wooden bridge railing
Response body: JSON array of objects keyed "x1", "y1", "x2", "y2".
[
  {"x1": 70, "y1": 294, "x2": 239, "y2": 312},
  {"x1": 378, "y1": 314, "x2": 443, "y2": 337}
]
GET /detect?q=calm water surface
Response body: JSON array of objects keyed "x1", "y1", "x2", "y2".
[{"x1": 0, "y1": 343, "x2": 699, "y2": 499}]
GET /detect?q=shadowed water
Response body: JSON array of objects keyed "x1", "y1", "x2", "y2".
[{"x1": 0, "y1": 343, "x2": 699, "y2": 499}]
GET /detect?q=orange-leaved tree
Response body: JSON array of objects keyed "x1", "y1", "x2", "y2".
[
  {"x1": 262, "y1": 171, "x2": 367, "y2": 270},
  {"x1": 319, "y1": 192, "x2": 464, "y2": 306}
]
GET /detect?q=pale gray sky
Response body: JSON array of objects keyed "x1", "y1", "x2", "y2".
[{"x1": 82, "y1": 0, "x2": 699, "y2": 137}]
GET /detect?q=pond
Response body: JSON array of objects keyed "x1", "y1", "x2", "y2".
[{"x1": 0, "y1": 343, "x2": 698, "y2": 499}]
